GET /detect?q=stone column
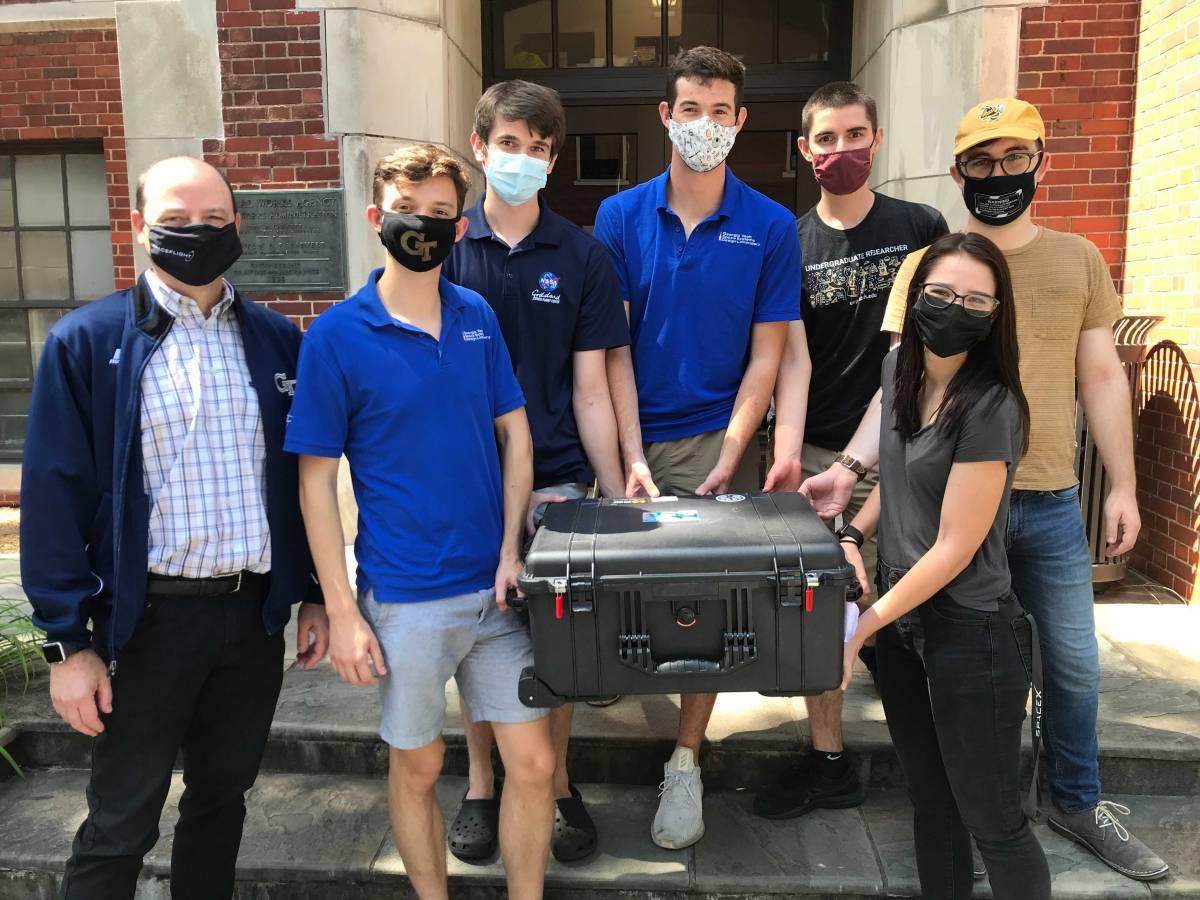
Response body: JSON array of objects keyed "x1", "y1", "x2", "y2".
[{"x1": 851, "y1": 0, "x2": 1047, "y2": 228}]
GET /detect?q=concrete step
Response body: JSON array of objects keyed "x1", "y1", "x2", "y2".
[
  {"x1": 8, "y1": 603, "x2": 1200, "y2": 797},
  {"x1": 0, "y1": 768, "x2": 1196, "y2": 899}
]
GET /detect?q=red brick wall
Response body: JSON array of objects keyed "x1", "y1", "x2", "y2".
[
  {"x1": 0, "y1": 26, "x2": 135, "y2": 287},
  {"x1": 1016, "y1": 0, "x2": 1140, "y2": 294},
  {"x1": 204, "y1": 0, "x2": 343, "y2": 328}
]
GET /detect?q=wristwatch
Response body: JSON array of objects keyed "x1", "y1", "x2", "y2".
[
  {"x1": 836, "y1": 523, "x2": 865, "y2": 549},
  {"x1": 41, "y1": 641, "x2": 88, "y2": 664},
  {"x1": 834, "y1": 453, "x2": 868, "y2": 480}
]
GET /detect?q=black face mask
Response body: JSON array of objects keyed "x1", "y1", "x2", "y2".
[
  {"x1": 378, "y1": 211, "x2": 459, "y2": 273},
  {"x1": 961, "y1": 170, "x2": 1039, "y2": 226},
  {"x1": 148, "y1": 223, "x2": 243, "y2": 286},
  {"x1": 912, "y1": 296, "x2": 993, "y2": 358}
]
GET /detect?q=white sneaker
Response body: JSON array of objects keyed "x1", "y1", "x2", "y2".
[{"x1": 651, "y1": 746, "x2": 705, "y2": 849}]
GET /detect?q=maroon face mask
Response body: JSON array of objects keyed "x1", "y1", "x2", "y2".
[{"x1": 810, "y1": 146, "x2": 874, "y2": 195}]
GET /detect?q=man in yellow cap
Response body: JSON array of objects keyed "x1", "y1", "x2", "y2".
[{"x1": 801, "y1": 97, "x2": 1168, "y2": 883}]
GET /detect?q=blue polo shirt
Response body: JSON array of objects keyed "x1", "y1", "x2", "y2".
[
  {"x1": 593, "y1": 167, "x2": 802, "y2": 442},
  {"x1": 284, "y1": 270, "x2": 525, "y2": 603},
  {"x1": 443, "y1": 194, "x2": 630, "y2": 488}
]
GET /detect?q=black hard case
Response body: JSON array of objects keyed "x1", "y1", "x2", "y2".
[{"x1": 516, "y1": 492, "x2": 855, "y2": 707}]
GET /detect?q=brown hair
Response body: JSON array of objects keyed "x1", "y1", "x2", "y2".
[
  {"x1": 474, "y1": 79, "x2": 566, "y2": 157},
  {"x1": 371, "y1": 143, "x2": 471, "y2": 213},
  {"x1": 893, "y1": 232, "x2": 1030, "y2": 454},
  {"x1": 667, "y1": 46, "x2": 746, "y2": 111},
  {"x1": 801, "y1": 81, "x2": 878, "y2": 139}
]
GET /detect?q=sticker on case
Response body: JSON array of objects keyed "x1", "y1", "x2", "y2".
[
  {"x1": 643, "y1": 510, "x2": 700, "y2": 524},
  {"x1": 715, "y1": 493, "x2": 747, "y2": 503}
]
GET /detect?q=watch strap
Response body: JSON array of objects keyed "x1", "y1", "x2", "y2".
[
  {"x1": 834, "y1": 452, "x2": 868, "y2": 478},
  {"x1": 837, "y1": 524, "x2": 865, "y2": 548}
]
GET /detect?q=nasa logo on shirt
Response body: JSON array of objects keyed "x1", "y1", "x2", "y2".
[{"x1": 531, "y1": 270, "x2": 562, "y2": 305}]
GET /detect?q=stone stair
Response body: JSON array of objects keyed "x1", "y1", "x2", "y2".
[{"x1": 1, "y1": 603, "x2": 1198, "y2": 897}]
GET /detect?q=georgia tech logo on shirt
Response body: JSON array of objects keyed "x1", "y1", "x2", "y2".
[
  {"x1": 531, "y1": 270, "x2": 562, "y2": 305},
  {"x1": 978, "y1": 102, "x2": 1005, "y2": 122},
  {"x1": 462, "y1": 329, "x2": 491, "y2": 341},
  {"x1": 274, "y1": 372, "x2": 296, "y2": 396},
  {"x1": 717, "y1": 231, "x2": 761, "y2": 248},
  {"x1": 400, "y1": 229, "x2": 436, "y2": 261}
]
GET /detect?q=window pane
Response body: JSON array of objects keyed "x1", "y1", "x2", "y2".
[
  {"x1": 780, "y1": 0, "x2": 833, "y2": 63},
  {"x1": 546, "y1": 132, "x2": 638, "y2": 228},
  {"x1": 502, "y1": 0, "x2": 552, "y2": 69},
  {"x1": 0, "y1": 310, "x2": 31, "y2": 380},
  {"x1": 15, "y1": 155, "x2": 65, "y2": 227},
  {"x1": 19, "y1": 231, "x2": 69, "y2": 301},
  {"x1": 71, "y1": 230, "x2": 115, "y2": 300},
  {"x1": 668, "y1": 0, "x2": 718, "y2": 62},
  {"x1": 557, "y1": 0, "x2": 605, "y2": 67},
  {"x1": 724, "y1": 0, "x2": 773, "y2": 64},
  {"x1": 613, "y1": 0, "x2": 662, "y2": 67},
  {"x1": 29, "y1": 308, "x2": 66, "y2": 370},
  {"x1": 66, "y1": 154, "x2": 110, "y2": 226},
  {"x1": 0, "y1": 390, "x2": 31, "y2": 454},
  {"x1": 727, "y1": 130, "x2": 797, "y2": 213},
  {"x1": 0, "y1": 232, "x2": 16, "y2": 301},
  {"x1": 0, "y1": 157, "x2": 13, "y2": 228}
]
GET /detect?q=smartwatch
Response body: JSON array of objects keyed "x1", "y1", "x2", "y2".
[
  {"x1": 836, "y1": 523, "x2": 865, "y2": 549},
  {"x1": 41, "y1": 641, "x2": 88, "y2": 664}
]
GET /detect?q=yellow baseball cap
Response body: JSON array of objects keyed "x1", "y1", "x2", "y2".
[{"x1": 954, "y1": 98, "x2": 1046, "y2": 156}]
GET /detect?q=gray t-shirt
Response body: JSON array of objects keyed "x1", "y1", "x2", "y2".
[{"x1": 877, "y1": 349, "x2": 1023, "y2": 610}]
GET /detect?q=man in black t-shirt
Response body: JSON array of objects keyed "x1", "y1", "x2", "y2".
[{"x1": 761, "y1": 81, "x2": 947, "y2": 821}]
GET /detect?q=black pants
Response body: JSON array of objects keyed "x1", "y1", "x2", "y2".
[
  {"x1": 60, "y1": 586, "x2": 285, "y2": 900},
  {"x1": 875, "y1": 592, "x2": 1050, "y2": 900}
]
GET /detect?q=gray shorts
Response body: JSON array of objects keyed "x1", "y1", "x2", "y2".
[{"x1": 359, "y1": 587, "x2": 546, "y2": 750}]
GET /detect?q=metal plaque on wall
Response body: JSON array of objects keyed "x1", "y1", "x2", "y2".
[{"x1": 228, "y1": 189, "x2": 346, "y2": 292}]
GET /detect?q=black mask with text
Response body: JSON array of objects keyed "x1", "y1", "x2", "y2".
[
  {"x1": 148, "y1": 223, "x2": 243, "y2": 286},
  {"x1": 378, "y1": 211, "x2": 459, "y2": 273},
  {"x1": 912, "y1": 295, "x2": 993, "y2": 358},
  {"x1": 961, "y1": 170, "x2": 1038, "y2": 226}
]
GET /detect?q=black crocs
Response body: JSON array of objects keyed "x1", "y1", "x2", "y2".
[
  {"x1": 448, "y1": 783, "x2": 500, "y2": 863},
  {"x1": 552, "y1": 783, "x2": 598, "y2": 862}
]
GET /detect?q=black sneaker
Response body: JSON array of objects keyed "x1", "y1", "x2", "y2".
[
  {"x1": 752, "y1": 755, "x2": 866, "y2": 819},
  {"x1": 1048, "y1": 801, "x2": 1169, "y2": 881},
  {"x1": 972, "y1": 839, "x2": 985, "y2": 880}
]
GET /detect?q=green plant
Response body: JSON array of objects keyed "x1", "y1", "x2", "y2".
[{"x1": 0, "y1": 588, "x2": 46, "y2": 775}]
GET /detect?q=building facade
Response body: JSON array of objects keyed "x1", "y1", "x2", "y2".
[{"x1": 0, "y1": 0, "x2": 1196, "y2": 601}]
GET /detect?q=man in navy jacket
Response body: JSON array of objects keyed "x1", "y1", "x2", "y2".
[{"x1": 20, "y1": 156, "x2": 328, "y2": 900}]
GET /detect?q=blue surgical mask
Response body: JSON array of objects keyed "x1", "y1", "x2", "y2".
[{"x1": 484, "y1": 149, "x2": 549, "y2": 206}]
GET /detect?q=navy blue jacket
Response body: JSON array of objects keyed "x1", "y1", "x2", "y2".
[{"x1": 20, "y1": 275, "x2": 321, "y2": 666}]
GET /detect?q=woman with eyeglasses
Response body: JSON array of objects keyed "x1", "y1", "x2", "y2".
[{"x1": 835, "y1": 231, "x2": 1050, "y2": 899}]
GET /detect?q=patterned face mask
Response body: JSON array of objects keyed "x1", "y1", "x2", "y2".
[{"x1": 667, "y1": 115, "x2": 738, "y2": 173}]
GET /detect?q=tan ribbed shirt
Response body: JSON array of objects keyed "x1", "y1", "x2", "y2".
[{"x1": 881, "y1": 227, "x2": 1122, "y2": 491}]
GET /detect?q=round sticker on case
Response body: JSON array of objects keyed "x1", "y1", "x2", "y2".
[{"x1": 715, "y1": 493, "x2": 747, "y2": 503}]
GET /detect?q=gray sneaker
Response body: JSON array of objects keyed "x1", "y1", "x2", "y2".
[
  {"x1": 1048, "y1": 800, "x2": 1169, "y2": 881},
  {"x1": 651, "y1": 751, "x2": 705, "y2": 849}
]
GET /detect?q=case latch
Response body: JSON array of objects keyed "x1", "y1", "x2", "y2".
[
  {"x1": 779, "y1": 570, "x2": 819, "y2": 611},
  {"x1": 568, "y1": 574, "x2": 594, "y2": 614}
]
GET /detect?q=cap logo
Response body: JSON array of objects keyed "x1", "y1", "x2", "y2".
[{"x1": 979, "y1": 103, "x2": 1005, "y2": 122}]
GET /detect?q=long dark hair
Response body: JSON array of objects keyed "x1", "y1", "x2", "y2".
[{"x1": 894, "y1": 232, "x2": 1031, "y2": 454}]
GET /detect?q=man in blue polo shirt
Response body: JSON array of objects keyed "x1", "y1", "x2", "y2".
[
  {"x1": 594, "y1": 46, "x2": 803, "y2": 850},
  {"x1": 442, "y1": 79, "x2": 656, "y2": 864},
  {"x1": 286, "y1": 143, "x2": 555, "y2": 899}
]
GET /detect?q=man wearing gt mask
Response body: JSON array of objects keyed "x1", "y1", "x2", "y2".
[
  {"x1": 593, "y1": 45, "x2": 803, "y2": 851},
  {"x1": 801, "y1": 98, "x2": 1167, "y2": 883}
]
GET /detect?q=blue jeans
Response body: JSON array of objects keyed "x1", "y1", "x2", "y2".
[{"x1": 1006, "y1": 485, "x2": 1100, "y2": 813}]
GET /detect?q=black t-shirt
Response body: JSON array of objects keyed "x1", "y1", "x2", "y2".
[
  {"x1": 799, "y1": 193, "x2": 948, "y2": 450},
  {"x1": 877, "y1": 350, "x2": 1023, "y2": 610},
  {"x1": 443, "y1": 195, "x2": 630, "y2": 488}
]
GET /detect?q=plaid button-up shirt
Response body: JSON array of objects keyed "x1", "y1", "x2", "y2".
[{"x1": 140, "y1": 270, "x2": 271, "y2": 577}]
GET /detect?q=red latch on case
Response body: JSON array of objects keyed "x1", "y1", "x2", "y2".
[
  {"x1": 555, "y1": 593, "x2": 564, "y2": 619},
  {"x1": 804, "y1": 586, "x2": 814, "y2": 612}
]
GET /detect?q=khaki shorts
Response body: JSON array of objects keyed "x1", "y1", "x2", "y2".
[
  {"x1": 643, "y1": 428, "x2": 760, "y2": 497},
  {"x1": 800, "y1": 443, "x2": 879, "y2": 597}
]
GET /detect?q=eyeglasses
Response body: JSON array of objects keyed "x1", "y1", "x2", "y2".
[
  {"x1": 957, "y1": 150, "x2": 1043, "y2": 180},
  {"x1": 919, "y1": 283, "x2": 999, "y2": 318}
]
